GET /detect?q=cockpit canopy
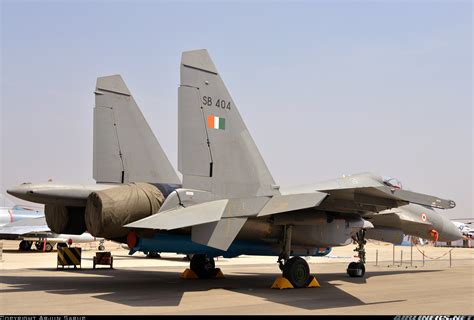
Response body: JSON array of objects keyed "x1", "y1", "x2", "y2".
[{"x1": 383, "y1": 177, "x2": 403, "y2": 189}]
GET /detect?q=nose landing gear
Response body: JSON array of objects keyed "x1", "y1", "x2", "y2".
[{"x1": 347, "y1": 229, "x2": 366, "y2": 278}]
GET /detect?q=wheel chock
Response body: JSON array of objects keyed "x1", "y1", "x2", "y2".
[
  {"x1": 271, "y1": 275, "x2": 321, "y2": 289},
  {"x1": 180, "y1": 268, "x2": 225, "y2": 279},
  {"x1": 307, "y1": 275, "x2": 320, "y2": 288},
  {"x1": 271, "y1": 276, "x2": 294, "y2": 289},
  {"x1": 180, "y1": 269, "x2": 198, "y2": 279},
  {"x1": 214, "y1": 268, "x2": 225, "y2": 278}
]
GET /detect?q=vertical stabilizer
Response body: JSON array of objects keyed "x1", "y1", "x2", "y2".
[
  {"x1": 94, "y1": 75, "x2": 180, "y2": 184},
  {"x1": 178, "y1": 50, "x2": 278, "y2": 198}
]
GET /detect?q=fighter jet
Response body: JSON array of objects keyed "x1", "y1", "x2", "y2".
[
  {"x1": 452, "y1": 221, "x2": 473, "y2": 238},
  {"x1": 126, "y1": 49, "x2": 461, "y2": 284},
  {"x1": 0, "y1": 194, "x2": 104, "y2": 251},
  {"x1": 7, "y1": 50, "x2": 461, "y2": 288},
  {"x1": 0, "y1": 194, "x2": 43, "y2": 227}
]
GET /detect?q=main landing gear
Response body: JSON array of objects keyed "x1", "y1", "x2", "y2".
[
  {"x1": 276, "y1": 225, "x2": 314, "y2": 288},
  {"x1": 35, "y1": 241, "x2": 54, "y2": 252},
  {"x1": 189, "y1": 254, "x2": 218, "y2": 278},
  {"x1": 347, "y1": 229, "x2": 366, "y2": 278},
  {"x1": 19, "y1": 240, "x2": 33, "y2": 251}
]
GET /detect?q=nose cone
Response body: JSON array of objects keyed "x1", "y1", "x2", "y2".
[{"x1": 439, "y1": 219, "x2": 463, "y2": 242}]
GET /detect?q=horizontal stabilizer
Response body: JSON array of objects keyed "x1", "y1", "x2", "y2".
[
  {"x1": 7, "y1": 183, "x2": 119, "y2": 206},
  {"x1": 125, "y1": 199, "x2": 229, "y2": 230}
]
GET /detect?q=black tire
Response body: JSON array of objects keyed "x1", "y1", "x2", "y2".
[
  {"x1": 347, "y1": 262, "x2": 365, "y2": 278},
  {"x1": 98, "y1": 245, "x2": 105, "y2": 251},
  {"x1": 35, "y1": 241, "x2": 44, "y2": 251},
  {"x1": 282, "y1": 257, "x2": 311, "y2": 288},
  {"x1": 57, "y1": 243, "x2": 67, "y2": 249},
  {"x1": 45, "y1": 242, "x2": 54, "y2": 252},
  {"x1": 19, "y1": 240, "x2": 32, "y2": 251},
  {"x1": 190, "y1": 254, "x2": 216, "y2": 279},
  {"x1": 146, "y1": 252, "x2": 161, "y2": 258}
]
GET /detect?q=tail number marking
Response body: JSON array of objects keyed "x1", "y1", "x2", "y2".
[{"x1": 202, "y1": 96, "x2": 231, "y2": 110}]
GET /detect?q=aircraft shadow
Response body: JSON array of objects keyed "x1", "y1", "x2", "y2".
[{"x1": 0, "y1": 268, "x2": 438, "y2": 310}]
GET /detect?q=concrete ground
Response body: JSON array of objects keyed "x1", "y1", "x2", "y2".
[{"x1": 1, "y1": 240, "x2": 473, "y2": 315}]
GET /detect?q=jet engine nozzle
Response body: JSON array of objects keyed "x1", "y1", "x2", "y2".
[{"x1": 429, "y1": 229, "x2": 439, "y2": 242}]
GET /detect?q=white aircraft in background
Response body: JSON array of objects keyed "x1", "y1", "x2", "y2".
[
  {"x1": 0, "y1": 194, "x2": 104, "y2": 251},
  {"x1": 452, "y1": 221, "x2": 473, "y2": 239}
]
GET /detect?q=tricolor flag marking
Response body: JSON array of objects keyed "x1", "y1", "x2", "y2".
[{"x1": 207, "y1": 115, "x2": 225, "y2": 130}]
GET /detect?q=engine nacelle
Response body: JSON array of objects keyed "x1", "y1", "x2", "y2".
[
  {"x1": 291, "y1": 218, "x2": 366, "y2": 247},
  {"x1": 84, "y1": 183, "x2": 164, "y2": 239},
  {"x1": 45, "y1": 205, "x2": 86, "y2": 235}
]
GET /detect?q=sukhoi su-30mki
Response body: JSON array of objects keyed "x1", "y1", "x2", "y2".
[{"x1": 8, "y1": 50, "x2": 461, "y2": 288}]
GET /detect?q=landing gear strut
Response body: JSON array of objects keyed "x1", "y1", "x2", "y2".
[
  {"x1": 277, "y1": 225, "x2": 312, "y2": 288},
  {"x1": 19, "y1": 240, "x2": 32, "y2": 251},
  {"x1": 98, "y1": 239, "x2": 105, "y2": 251},
  {"x1": 35, "y1": 241, "x2": 54, "y2": 252},
  {"x1": 347, "y1": 229, "x2": 366, "y2": 278},
  {"x1": 189, "y1": 254, "x2": 217, "y2": 279},
  {"x1": 146, "y1": 252, "x2": 161, "y2": 258},
  {"x1": 57, "y1": 242, "x2": 68, "y2": 249}
]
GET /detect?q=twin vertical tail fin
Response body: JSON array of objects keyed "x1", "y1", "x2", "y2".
[
  {"x1": 94, "y1": 75, "x2": 180, "y2": 184},
  {"x1": 178, "y1": 49, "x2": 279, "y2": 198}
]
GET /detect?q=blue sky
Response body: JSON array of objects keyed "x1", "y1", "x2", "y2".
[{"x1": 1, "y1": 0, "x2": 472, "y2": 220}]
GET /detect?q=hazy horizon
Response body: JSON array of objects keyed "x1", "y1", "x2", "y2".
[{"x1": 1, "y1": 1, "x2": 472, "y2": 221}]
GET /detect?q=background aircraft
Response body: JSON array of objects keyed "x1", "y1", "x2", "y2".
[
  {"x1": 452, "y1": 221, "x2": 473, "y2": 238},
  {"x1": 0, "y1": 194, "x2": 104, "y2": 251}
]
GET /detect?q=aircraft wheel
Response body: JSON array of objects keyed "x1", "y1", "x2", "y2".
[
  {"x1": 146, "y1": 252, "x2": 161, "y2": 258},
  {"x1": 45, "y1": 242, "x2": 54, "y2": 252},
  {"x1": 19, "y1": 240, "x2": 32, "y2": 251},
  {"x1": 98, "y1": 245, "x2": 105, "y2": 251},
  {"x1": 190, "y1": 254, "x2": 216, "y2": 279},
  {"x1": 183, "y1": 254, "x2": 193, "y2": 261},
  {"x1": 282, "y1": 257, "x2": 311, "y2": 288},
  {"x1": 347, "y1": 262, "x2": 365, "y2": 278},
  {"x1": 35, "y1": 241, "x2": 44, "y2": 251}
]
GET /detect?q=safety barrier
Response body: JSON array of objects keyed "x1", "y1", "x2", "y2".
[{"x1": 57, "y1": 247, "x2": 81, "y2": 269}]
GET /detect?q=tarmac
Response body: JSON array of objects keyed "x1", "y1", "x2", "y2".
[{"x1": 1, "y1": 240, "x2": 473, "y2": 315}]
